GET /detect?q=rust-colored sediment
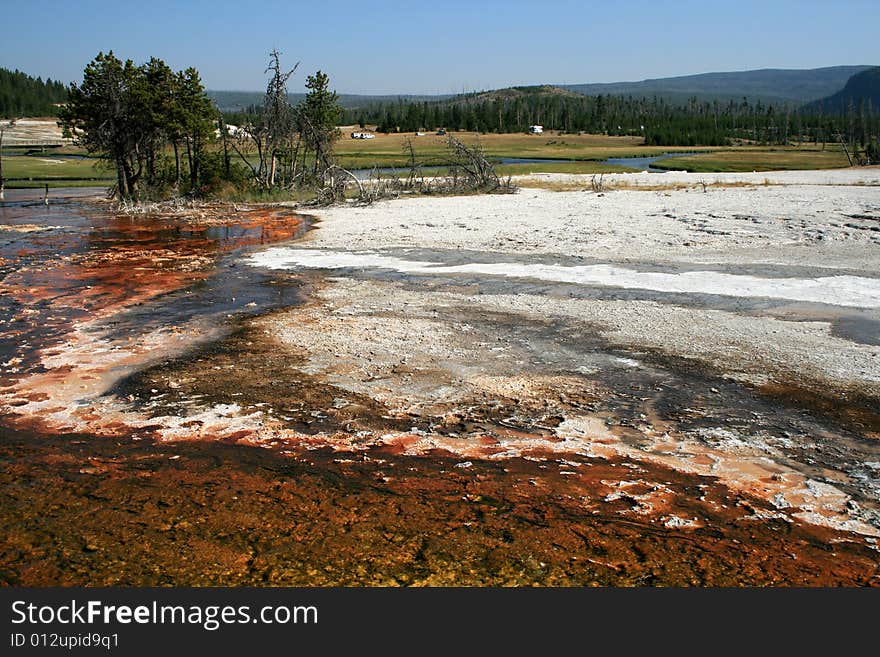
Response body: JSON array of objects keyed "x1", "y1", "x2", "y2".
[
  {"x1": 2, "y1": 428, "x2": 877, "y2": 586},
  {"x1": 1, "y1": 206, "x2": 305, "y2": 333},
  {"x1": 2, "y1": 200, "x2": 878, "y2": 586}
]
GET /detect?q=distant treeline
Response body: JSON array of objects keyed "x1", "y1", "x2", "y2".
[
  {"x1": 336, "y1": 90, "x2": 880, "y2": 152},
  {"x1": 0, "y1": 67, "x2": 68, "y2": 117}
]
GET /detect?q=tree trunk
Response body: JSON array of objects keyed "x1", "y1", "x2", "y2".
[
  {"x1": 121, "y1": 156, "x2": 138, "y2": 202},
  {"x1": 146, "y1": 145, "x2": 155, "y2": 185},
  {"x1": 191, "y1": 137, "x2": 200, "y2": 191},
  {"x1": 185, "y1": 139, "x2": 193, "y2": 189},
  {"x1": 254, "y1": 139, "x2": 266, "y2": 187},
  {"x1": 172, "y1": 141, "x2": 181, "y2": 187},
  {"x1": 116, "y1": 155, "x2": 128, "y2": 200},
  {"x1": 221, "y1": 125, "x2": 230, "y2": 178},
  {"x1": 289, "y1": 139, "x2": 300, "y2": 187}
]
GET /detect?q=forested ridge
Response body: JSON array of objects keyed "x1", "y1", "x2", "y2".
[
  {"x1": 0, "y1": 68, "x2": 68, "y2": 117},
  {"x1": 559, "y1": 65, "x2": 872, "y2": 105},
  {"x1": 804, "y1": 67, "x2": 880, "y2": 114},
  {"x1": 339, "y1": 85, "x2": 880, "y2": 152}
]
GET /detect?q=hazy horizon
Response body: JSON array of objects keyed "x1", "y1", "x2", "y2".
[
  {"x1": 205, "y1": 64, "x2": 876, "y2": 96},
  {"x1": 2, "y1": 0, "x2": 878, "y2": 95}
]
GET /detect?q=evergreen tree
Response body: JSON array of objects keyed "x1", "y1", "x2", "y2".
[
  {"x1": 60, "y1": 52, "x2": 138, "y2": 198},
  {"x1": 177, "y1": 67, "x2": 215, "y2": 192},
  {"x1": 60, "y1": 52, "x2": 217, "y2": 200},
  {"x1": 0, "y1": 67, "x2": 68, "y2": 117},
  {"x1": 298, "y1": 70, "x2": 342, "y2": 172}
]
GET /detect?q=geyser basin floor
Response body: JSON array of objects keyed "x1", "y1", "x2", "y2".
[{"x1": 3, "y1": 170, "x2": 880, "y2": 585}]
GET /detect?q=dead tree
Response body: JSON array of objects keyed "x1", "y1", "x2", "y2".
[
  {"x1": 835, "y1": 132, "x2": 854, "y2": 166},
  {"x1": 263, "y1": 50, "x2": 298, "y2": 187},
  {"x1": 228, "y1": 51, "x2": 300, "y2": 190},
  {"x1": 311, "y1": 164, "x2": 365, "y2": 205},
  {"x1": 442, "y1": 136, "x2": 516, "y2": 193},
  {"x1": 402, "y1": 137, "x2": 422, "y2": 188}
]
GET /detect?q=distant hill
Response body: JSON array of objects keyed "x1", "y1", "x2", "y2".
[
  {"x1": 209, "y1": 90, "x2": 453, "y2": 112},
  {"x1": 559, "y1": 66, "x2": 874, "y2": 105},
  {"x1": 454, "y1": 85, "x2": 582, "y2": 103},
  {"x1": 211, "y1": 66, "x2": 877, "y2": 113},
  {"x1": 803, "y1": 67, "x2": 880, "y2": 114},
  {"x1": 0, "y1": 67, "x2": 68, "y2": 118}
]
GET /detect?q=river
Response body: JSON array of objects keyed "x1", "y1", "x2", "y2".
[{"x1": 350, "y1": 152, "x2": 701, "y2": 179}]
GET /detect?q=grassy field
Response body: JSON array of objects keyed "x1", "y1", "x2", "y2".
[
  {"x1": 0, "y1": 132, "x2": 857, "y2": 190},
  {"x1": 332, "y1": 131, "x2": 709, "y2": 169},
  {"x1": 3, "y1": 179, "x2": 114, "y2": 189},
  {"x1": 651, "y1": 146, "x2": 851, "y2": 172},
  {"x1": 1, "y1": 154, "x2": 113, "y2": 186}
]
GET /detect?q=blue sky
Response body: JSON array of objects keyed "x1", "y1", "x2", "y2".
[{"x1": 1, "y1": 0, "x2": 877, "y2": 94}]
